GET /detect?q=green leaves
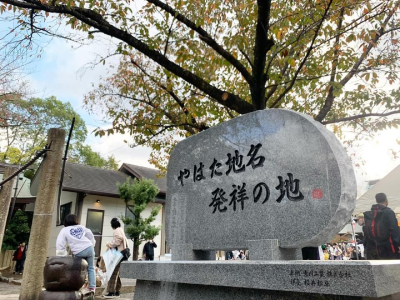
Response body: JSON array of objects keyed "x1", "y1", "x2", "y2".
[
  {"x1": 2, "y1": 210, "x2": 31, "y2": 250},
  {"x1": 1, "y1": 96, "x2": 86, "y2": 165},
  {"x1": 118, "y1": 178, "x2": 161, "y2": 249},
  {"x1": 4, "y1": 0, "x2": 400, "y2": 169}
]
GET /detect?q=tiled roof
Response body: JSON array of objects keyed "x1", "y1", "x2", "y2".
[
  {"x1": 62, "y1": 163, "x2": 130, "y2": 197},
  {"x1": 119, "y1": 163, "x2": 166, "y2": 194}
]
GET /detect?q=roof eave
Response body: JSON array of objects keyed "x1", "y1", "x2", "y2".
[{"x1": 62, "y1": 187, "x2": 121, "y2": 198}]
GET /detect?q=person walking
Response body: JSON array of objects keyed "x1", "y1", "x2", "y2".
[
  {"x1": 103, "y1": 218, "x2": 128, "y2": 299},
  {"x1": 12, "y1": 242, "x2": 27, "y2": 275},
  {"x1": 237, "y1": 250, "x2": 246, "y2": 260},
  {"x1": 331, "y1": 243, "x2": 343, "y2": 260},
  {"x1": 56, "y1": 214, "x2": 96, "y2": 298},
  {"x1": 343, "y1": 246, "x2": 353, "y2": 260},
  {"x1": 143, "y1": 239, "x2": 157, "y2": 261},
  {"x1": 363, "y1": 193, "x2": 400, "y2": 260}
]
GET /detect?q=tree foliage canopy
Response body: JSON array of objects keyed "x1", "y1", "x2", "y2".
[
  {"x1": 2, "y1": 210, "x2": 31, "y2": 250},
  {"x1": 119, "y1": 177, "x2": 161, "y2": 260},
  {"x1": 1, "y1": 0, "x2": 400, "y2": 169},
  {"x1": 1, "y1": 96, "x2": 86, "y2": 163},
  {"x1": 0, "y1": 96, "x2": 119, "y2": 169}
]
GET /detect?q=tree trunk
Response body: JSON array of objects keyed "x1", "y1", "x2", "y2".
[
  {"x1": 251, "y1": 85, "x2": 267, "y2": 110},
  {"x1": 133, "y1": 237, "x2": 139, "y2": 261}
]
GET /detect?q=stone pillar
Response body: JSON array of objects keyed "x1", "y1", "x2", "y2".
[
  {"x1": 0, "y1": 166, "x2": 18, "y2": 251},
  {"x1": 20, "y1": 128, "x2": 65, "y2": 300}
]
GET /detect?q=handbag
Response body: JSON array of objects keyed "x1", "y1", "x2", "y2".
[{"x1": 120, "y1": 236, "x2": 131, "y2": 261}]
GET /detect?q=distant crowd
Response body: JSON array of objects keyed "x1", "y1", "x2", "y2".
[{"x1": 320, "y1": 242, "x2": 364, "y2": 260}]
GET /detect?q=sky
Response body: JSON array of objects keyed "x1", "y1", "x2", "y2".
[{"x1": 2, "y1": 18, "x2": 400, "y2": 196}]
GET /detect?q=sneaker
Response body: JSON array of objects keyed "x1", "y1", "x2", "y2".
[
  {"x1": 81, "y1": 288, "x2": 90, "y2": 295},
  {"x1": 87, "y1": 291, "x2": 95, "y2": 300},
  {"x1": 103, "y1": 293, "x2": 115, "y2": 299},
  {"x1": 115, "y1": 292, "x2": 120, "y2": 298}
]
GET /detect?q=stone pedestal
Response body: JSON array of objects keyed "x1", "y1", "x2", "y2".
[
  {"x1": 246, "y1": 239, "x2": 302, "y2": 260},
  {"x1": 39, "y1": 291, "x2": 82, "y2": 300},
  {"x1": 120, "y1": 260, "x2": 400, "y2": 299},
  {"x1": 171, "y1": 244, "x2": 215, "y2": 261}
]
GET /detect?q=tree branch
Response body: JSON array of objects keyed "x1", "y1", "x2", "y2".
[
  {"x1": 1, "y1": 0, "x2": 254, "y2": 115},
  {"x1": 322, "y1": 110, "x2": 400, "y2": 125},
  {"x1": 313, "y1": 7, "x2": 344, "y2": 122},
  {"x1": 130, "y1": 59, "x2": 207, "y2": 132},
  {"x1": 270, "y1": 0, "x2": 333, "y2": 109},
  {"x1": 146, "y1": 0, "x2": 253, "y2": 85},
  {"x1": 239, "y1": 48, "x2": 253, "y2": 69},
  {"x1": 315, "y1": 5, "x2": 396, "y2": 122}
]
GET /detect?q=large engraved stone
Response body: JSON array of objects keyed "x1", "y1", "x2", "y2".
[
  {"x1": 166, "y1": 109, "x2": 356, "y2": 250},
  {"x1": 43, "y1": 256, "x2": 87, "y2": 291}
]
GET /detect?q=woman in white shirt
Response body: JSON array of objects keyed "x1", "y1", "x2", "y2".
[{"x1": 56, "y1": 214, "x2": 96, "y2": 296}]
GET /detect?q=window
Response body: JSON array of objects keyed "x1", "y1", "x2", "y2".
[
  {"x1": 125, "y1": 205, "x2": 135, "y2": 234},
  {"x1": 60, "y1": 202, "x2": 72, "y2": 226},
  {"x1": 125, "y1": 205, "x2": 135, "y2": 220}
]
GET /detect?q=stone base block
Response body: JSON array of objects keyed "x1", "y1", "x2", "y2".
[
  {"x1": 120, "y1": 260, "x2": 400, "y2": 299},
  {"x1": 39, "y1": 290, "x2": 82, "y2": 300},
  {"x1": 134, "y1": 281, "x2": 400, "y2": 300}
]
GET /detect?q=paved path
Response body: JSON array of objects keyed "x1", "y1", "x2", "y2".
[
  {"x1": 0, "y1": 282, "x2": 20, "y2": 300},
  {"x1": 0, "y1": 281, "x2": 134, "y2": 299}
]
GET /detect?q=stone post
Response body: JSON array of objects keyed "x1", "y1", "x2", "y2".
[
  {"x1": 20, "y1": 128, "x2": 65, "y2": 300},
  {"x1": 0, "y1": 166, "x2": 18, "y2": 251}
]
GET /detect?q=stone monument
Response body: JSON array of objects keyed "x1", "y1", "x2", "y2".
[{"x1": 121, "y1": 110, "x2": 400, "y2": 299}]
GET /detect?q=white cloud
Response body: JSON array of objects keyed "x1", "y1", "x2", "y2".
[{"x1": 85, "y1": 129, "x2": 153, "y2": 168}]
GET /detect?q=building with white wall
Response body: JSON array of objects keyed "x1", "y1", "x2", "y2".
[{"x1": 29, "y1": 162, "x2": 167, "y2": 259}]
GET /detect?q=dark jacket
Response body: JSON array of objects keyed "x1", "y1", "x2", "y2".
[
  {"x1": 363, "y1": 204, "x2": 400, "y2": 250},
  {"x1": 143, "y1": 241, "x2": 157, "y2": 257}
]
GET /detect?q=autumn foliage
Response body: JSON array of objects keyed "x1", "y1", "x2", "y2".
[{"x1": 1, "y1": 0, "x2": 400, "y2": 169}]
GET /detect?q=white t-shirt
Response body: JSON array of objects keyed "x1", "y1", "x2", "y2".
[{"x1": 56, "y1": 225, "x2": 95, "y2": 255}]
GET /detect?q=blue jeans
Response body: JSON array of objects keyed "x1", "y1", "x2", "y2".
[{"x1": 75, "y1": 246, "x2": 95, "y2": 289}]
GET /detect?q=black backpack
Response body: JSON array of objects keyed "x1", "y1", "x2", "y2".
[{"x1": 363, "y1": 207, "x2": 390, "y2": 244}]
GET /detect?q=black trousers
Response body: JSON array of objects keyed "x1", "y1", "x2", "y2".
[
  {"x1": 14, "y1": 260, "x2": 24, "y2": 273},
  {"x1": 145, "y1": 255, "x2": 154, "y2": 261}
]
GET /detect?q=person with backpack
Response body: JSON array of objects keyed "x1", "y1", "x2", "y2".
[{"x1": 363, "y1": 193, "x2": 400, "y2": 260}]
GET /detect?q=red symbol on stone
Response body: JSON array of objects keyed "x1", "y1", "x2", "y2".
[{"x1": 312, "y1": 189, "x2": 323, "y2": 199}]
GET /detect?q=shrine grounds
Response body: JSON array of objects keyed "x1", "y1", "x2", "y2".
[{"x1": 0, "y1": 279, "x2": 135, "y2": 299}]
